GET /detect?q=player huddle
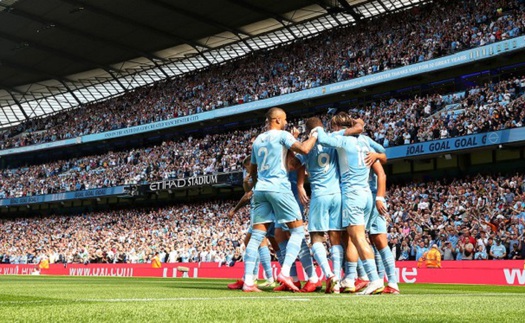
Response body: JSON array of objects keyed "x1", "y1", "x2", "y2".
[{"x1": 227, "y1": 107, "x2": 399, "y2": 295}]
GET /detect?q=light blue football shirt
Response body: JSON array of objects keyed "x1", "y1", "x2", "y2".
[
  {"x1": 296, "y1": 143, "x2": 340, "y2": 198},
  {"x1": 251, "y1": 130, "x2": 297, "y2": 193},
  {"x1": 317, "y1": 128, "x2": 382, "y2": 192}
]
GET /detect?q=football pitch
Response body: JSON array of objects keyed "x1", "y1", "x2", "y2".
[{"x1": 0, "y1": 276, "x2": 524, "y2": 322}]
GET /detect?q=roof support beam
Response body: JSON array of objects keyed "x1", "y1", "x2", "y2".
[
  {"x1": 58, "y1": 0, "x2": 214, "y2": 66},
  {"x1": 335, "y1": 0, "x2": 364, "y2": 21},
  {"x1": 0, "y1": 29, "x2": 121, "y2": 78},
  {"x1": 377, "y1": 0, "x2": 390, "y2": 12},
  {"x1": 5, "y1": 90, "x2": 28, "y2": 121},
  {"x1": 315, "y1": 1, "x2": 345, "y2": 26},
  {"x1": 150, "y1": 0, "x2": 255, "y2": 52}
]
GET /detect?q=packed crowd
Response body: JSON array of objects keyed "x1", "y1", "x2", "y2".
[
  {"x1": 1, "y1": 74, "x2": 524, "y2": 199},
  {"x1": 0, "y1": 130, "x2": 256, "y2": 198},
  {"x1": 387, "y1": 173, "x2": 525, "y2": 261},
  {"x1": 1, "y1": 0, "x2": 524, "y2": 150},
  {"x1": 1, "y1": 173, "x2": 524, "y2": 265},
  {"x1": 0, "y1": 201, "x2": 250, "y2": 266},
  {"x1": 355, "y1": 76, "x2": 525, "y2": 146}
]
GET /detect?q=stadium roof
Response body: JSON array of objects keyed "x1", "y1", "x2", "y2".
[{"x1": 0, "y1": 0, "x2": 429, "y2": 128}]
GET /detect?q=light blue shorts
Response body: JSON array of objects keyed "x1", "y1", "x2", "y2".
[
  {"x1": 253, "y1": 191, "x2": 302, "y2": 226},
  {"x1": 274, "y1": 187, "x2": 304, "y2": 232},
  {"x1": 308, "y1": 193, "x2": 343, "y2": 232},
  {"x1": 248, "y1": 197, "x2": 276, "y2": 237},
  {"x1": 342, "y1": 189, "x2": 372, "y2": 227},
  {"x1": 366, "y1": 193, "x2": 387, "y2": 234}
]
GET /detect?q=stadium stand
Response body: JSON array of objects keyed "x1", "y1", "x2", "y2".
[
  {"x1": 0, "y1": 0, "x2": 524, "y2": 150},
  {"x1": 0, "y1": 75, "x2": 524, "y2": 199},
  {"x1": 1, "y1": 173, "x2": 524, "y2": 265},
  {"x1": 1, "y1": 0, "x2": 525, "y2": 267}
]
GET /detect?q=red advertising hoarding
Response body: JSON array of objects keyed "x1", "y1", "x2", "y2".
[{"x1": 1, "y1": 261, "x2": 524, "y2": 286}]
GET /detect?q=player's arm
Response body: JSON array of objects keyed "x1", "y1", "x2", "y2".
[
  {"x1": 249, "y1": 153, "x2": 258, "y2": 189},
  {"x1": 365, "y1": 136, "x2": 387, "y2": 166},
  {"x1": 342, "y1": 120, "x2": 364, "y2": 136},
  {"x1": 372, "y1": 161, "x2": 388, "y2": 217},
  {"x1": 242, "y1": 161, "x2": 254, "y2": 192},
  {"x1": 228, "y1": 190, "x2": 253, "y2": 218},
  {"x1": 242, "y1": 155, "x2": 254, "y2": 192},
  {"x1": 287, "y1": 151, "x2": 302, "y2": 171},
  {"x1": 242, "y1": 174, "x2": 253, "y2": 192},
  {"x1": 289, "y1": 135, "x2": 317, "y2": 155},
  {"x1": 296, "y1": 165, "x2": 309, "y2": 206},
  {"x1": 280, "y1": 128, "x2": 317, "y2": 155},
  {"x1": 316, "y1": 128, "x2": 344, "y2": 148}
]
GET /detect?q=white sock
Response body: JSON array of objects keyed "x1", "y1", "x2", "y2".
[
  {"x1": 281, "y1": 265, "x2": 291, "y2": 277},
  {"x1": 244, "y1": 274, "x2": 254, "y2": 286}
]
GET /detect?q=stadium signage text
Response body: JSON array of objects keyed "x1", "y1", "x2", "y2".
[
  {"x1": 149, "y1": 175, "x2": 219, "y2": 191},
  {"x1": 98, "y1": 115, "x2": 201, "y2": 141},
  {"x1": 384, "y1": 128, "x2": 525, "y2": 160},
  {"x1": 405, "y1": 136, "x2": 485, "y2": 156},
  {"x1": 0, "y1": 173, "x2": 243, "y2": 206},
  {"x1": 73, "y1": 189, "x2": 115, "y2": 198}
]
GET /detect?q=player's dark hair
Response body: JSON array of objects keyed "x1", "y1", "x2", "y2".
[{"x1": 305, "y1": 117, "x2": 323, "y2": 133}]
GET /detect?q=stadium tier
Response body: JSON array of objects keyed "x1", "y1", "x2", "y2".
[
  {"x1": 0, "y1": 74, "x2": 524, "y2": 201},
  {"x1": 0, "y1": 0, "x2": 524, "y2": 152},
  {"x1": 1, "y1": 173, "x2": 524, "y2": 265}
]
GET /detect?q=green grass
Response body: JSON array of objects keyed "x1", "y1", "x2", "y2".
[{"x1": 0, "y1": 276, "x2": 524, "y2": 322}]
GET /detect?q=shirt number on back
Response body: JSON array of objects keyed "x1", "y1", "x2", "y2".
[
  {"x1": 317, "y1": 153, "x2": 330, "y2": 173},
  {"x1": 356, "y1": 146, "x2": 367, "y2": 167},
  {"x1": 258, "y1": 147, "x2": 270, "y2": 170}
]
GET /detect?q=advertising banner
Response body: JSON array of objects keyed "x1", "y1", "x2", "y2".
[{"x1": 1, "y1": 261, "x2": 524, "y2": 286}]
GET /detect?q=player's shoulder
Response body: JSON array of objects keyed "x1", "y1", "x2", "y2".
[
  {"x1": 358, "y1": 134, "x2": 374, "y2": 144},
  {"x1": 329, "y1": 129, "x2": 345, "y2": 137}
]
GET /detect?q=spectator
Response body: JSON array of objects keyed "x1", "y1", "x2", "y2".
[
  {"x1": 474, "y1": 245, "x2": 488, "y2": 260},
  {"x1": 418, "y1": 244, "x2": 442, "y2": 268},
  {"x1": 490, "y1": 238, "x2": 507, "y2": 260}
]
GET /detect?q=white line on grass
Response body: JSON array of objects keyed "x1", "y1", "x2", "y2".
[{"x1": 0, "y1": 293, "x2": 523, "y2": 305}]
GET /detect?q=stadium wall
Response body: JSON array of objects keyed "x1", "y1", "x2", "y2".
[{"x1": 2, "y1": 261, "x2": 524, "y2": 286}]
